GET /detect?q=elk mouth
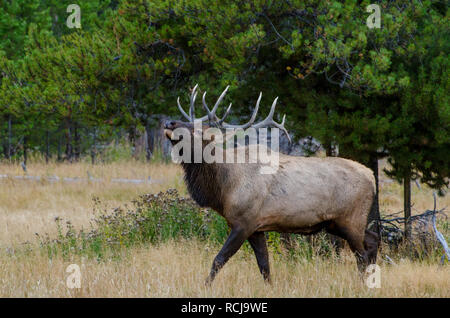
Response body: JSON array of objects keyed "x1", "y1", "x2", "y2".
[{"x1": 164, "y1": 129, "x2": 174, "y2": 140}]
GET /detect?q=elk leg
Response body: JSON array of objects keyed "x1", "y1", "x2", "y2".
[
  {"x1": 326, "y1": 222, "x2": 369, "y2": 272},
  {"x1": 345, "y1": 235, "x2": 369, "y2": 272},
  {"x1": 364, "y1": 229, "x2": 379, "y2": 264},
  {"x1": 248, "y1": 232, "x2": 271, "y2": 283},
  {"x1": 205, "y1": 226, "x2": 249, "y2": 286}
]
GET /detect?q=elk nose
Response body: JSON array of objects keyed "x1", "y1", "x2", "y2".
[{"x1": 164, "y1": 120, "x2": 177, "y2": 130}]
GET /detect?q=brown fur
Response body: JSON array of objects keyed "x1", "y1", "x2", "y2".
[{"x1": 165, "y1": 121, "x2": 379, "y2": 284}]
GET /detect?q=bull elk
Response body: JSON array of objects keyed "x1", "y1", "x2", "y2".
[{"x1": 164, "y1": 85, "x2": 379, "y2": 285}]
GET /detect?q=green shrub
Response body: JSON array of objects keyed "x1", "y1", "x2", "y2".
[
  {"x1": 37, "y1": 188, "x2": 343, "y2": 261},
  {"x1": 38, "y1": 188, "x2": 449, "y2": 264},
  {"x1": 38, "y1": 189, "x2": 229, "y2": 259}
]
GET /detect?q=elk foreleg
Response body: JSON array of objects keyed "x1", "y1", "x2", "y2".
[
  {"x1": 248, "y1": 232, "x2": 271, "y2": 283},
  {"x1": 205, "y1": 226, "x2": 249, "y2": 286}
]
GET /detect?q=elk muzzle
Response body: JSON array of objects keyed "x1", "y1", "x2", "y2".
[{"x1": 164, "y1": 120, "x2": 178, "y2": 139}]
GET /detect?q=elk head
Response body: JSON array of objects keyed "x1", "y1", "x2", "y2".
[{"x1": 164, "y1": 84, "x2": 290, "y2": 162}]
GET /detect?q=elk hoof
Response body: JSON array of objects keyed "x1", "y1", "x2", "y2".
[{"x1": 204, "y1": 276, "x2": 214, "y2": 287}]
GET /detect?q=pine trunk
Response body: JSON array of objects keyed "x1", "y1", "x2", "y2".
[
  {"x1": 45, "y1": 130, "x2": 50, "y2": 164},
  {"x1": 404, "y1": 169, "x2": 412, "y2": 241},
  {"x1": 65, "y1": 121, "x2": 73, "y2": 163},
  {"x1": 74, "y1": 123, "x2": 80, "y2": 161},
  {"x1": 325, "y1": 141, "x2": 333, "y2": 157},
  {"x1": 57, "y1": 131, "x2": 62, "y2": 162},
  {"x1": 91, "y1": 128, "x2": 97, "y2": 165},
  {"x1": 7, "y1": 114, "x2": 12, "y2": 160},
  {"x1": 325, "y1": 143, "x2": 344, "y2": 252},
  {"x1": 367, "y1": 154, "x2": 381, "y2": 237},
  {"x1": 23, "y1": 135, "x2": 28, "y2": 166},
  {"x1": 129, "y1": 126, "x2": 137, "y2": 158},
  {"x1": 145, "y1": 122, "x2": 154, "y2": 162}
]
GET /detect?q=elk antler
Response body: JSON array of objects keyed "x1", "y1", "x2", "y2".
[
  {"x1": 177, "y1": 84, "x2": 290, "y2": 142},
  {"x1": 177, "y1": 84, "x2": 200, "y2": 122}
]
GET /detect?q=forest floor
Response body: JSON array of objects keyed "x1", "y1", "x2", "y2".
[{"x1": 0, "y1": 160, "x2": 448, "y2": 297}]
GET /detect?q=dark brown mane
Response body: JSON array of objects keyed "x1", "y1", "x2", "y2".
[{"x1": 181, "y1": 162, "x2": 226, "y2": 213}]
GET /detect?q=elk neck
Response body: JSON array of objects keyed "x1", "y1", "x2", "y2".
[{"x1": 181, "y1": 162, "x2": 227, "y2": 213}]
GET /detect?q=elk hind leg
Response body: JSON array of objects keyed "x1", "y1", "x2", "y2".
[
  {"x1": 364, "y1": 229, "x2": 379, "y2": 265},
  {"x1": 326, "y1": 222, "x2": 369, "y2": 272},
  {"x1": 248, "y1": 232, "x2": 271, "y2": 283}
]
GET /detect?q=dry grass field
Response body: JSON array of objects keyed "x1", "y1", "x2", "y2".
[{"x1": 0, "y1": 160, "x2": 449, "y2": 297}]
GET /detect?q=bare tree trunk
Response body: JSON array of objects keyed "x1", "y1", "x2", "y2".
[
  {"x1": 91, "y1": 128, "x2": 97, "y2": 165},
  {"x1": 7, "y1": 114, "x2": 12, "y2": 160},
  {"x1": 74, "y1": 123, "x2": 80, "y2": 161},
  {"x1": 65, "y1": 121, "x2": 73, "y2": 163},
  {"x1": 115, "y1": 130, "x2": 120, "y2": 147},
  {"x1": 367, "y1": 154, "x2": 381, "y2": 238},
  {"x1": 325, "y1": 140, "x2": 334, "y2": 157},
  {"x1": 45, "y1": 130, "x2": 50, "y2": 164},
  {"x1": 3, "y1": 115, "x2": 12, "y2": 161},
  {"x1": 129, "y1": 126, "x2": 137, "y2": 158},
  {"x1": 324, "y1": 143, "x2": 344, "y2": 252},
  {"x1": 404, "y1": 168, "x2": 412, "y2": 241},
  {"x1": 145, "y1": 121, "x2": 154, "y2": 162},
  {"x1": 57, "y1": 130, "x2": 62, "y2": 162},
  {"x1": 23, "y1": 135, "x2": 28, "y2": 166}
]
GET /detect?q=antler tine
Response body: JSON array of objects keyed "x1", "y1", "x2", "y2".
[
  {"x1": 218, "y1": 103, "x2": 232, "y2": 125},
  {"x1": 177, "y1": 97, "x2": 191, "y2": 121},
  {"x1": 278, "y1": 114, "x2": 291, "y2": 143},
  {"x1": 199, "y1": 85, "x2": 230, "y2": 123},
  {"x1": 189, "y1": 84, "x2": 199, "y2": 122},
  {"x1": 252, "y1": 97, "x2": 291, "y2": 142},
  {"x1": 213, "y1": 85, "x2": 230, "y2": 115},
  {"x1": 176, "y1": 85, "x2": 290, "y2": 141},
  {"x1": 221, "y1": 92, "x2": 261, "y2": 129},
  {"x1": 201, "y1": 91, "x2": 217, "y2": 123},
  {"x1": 251, "y1": 97, "x2": 278, "y2": 129}
]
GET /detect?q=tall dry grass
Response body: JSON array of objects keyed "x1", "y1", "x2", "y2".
[
  {"x1": 1, "y1": 240, "x2": 448, "y2": 297},
  {"x1": 0, "y1": 160, "x2": 448, "y2": 297},
  {"x1": 0, "y1": 161, "x2": 184, "y2": 245}
]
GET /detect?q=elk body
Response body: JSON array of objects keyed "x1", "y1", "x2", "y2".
[{"x1": 164, "y1": 85, "x2": 379, "y2": 284}]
